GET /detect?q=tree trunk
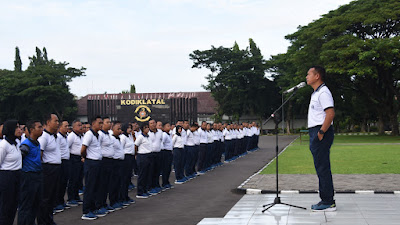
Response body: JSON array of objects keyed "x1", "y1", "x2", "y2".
[
  {"x1": 378, "y1": 116, "x2": 385, "y2": 135},
  {"x1": 390, "y1": 112, "x2": 399, "y2": 136},
  {"x1": 286, "y1": 120, "x2": 291, "y2": 135},
  {"x1": 360, "y1": 117, "x2": 367, "y2": 132}
]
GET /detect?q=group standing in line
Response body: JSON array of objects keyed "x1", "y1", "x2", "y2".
[{"x1": 0, "y1": 115, "x2": 260, "y2": 224}]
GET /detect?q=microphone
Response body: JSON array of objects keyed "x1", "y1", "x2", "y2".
[{"x1": 283, "y1": 82, "x2": 306, "y2": 94}]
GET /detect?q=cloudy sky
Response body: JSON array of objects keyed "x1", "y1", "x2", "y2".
[{"x1": 0, "y1": 0, "x2": 352, "y2": 97}]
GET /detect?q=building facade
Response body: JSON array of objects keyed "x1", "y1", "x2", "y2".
[{"x1": 76, "y1": 92, "x2": 218, "y2": 124}]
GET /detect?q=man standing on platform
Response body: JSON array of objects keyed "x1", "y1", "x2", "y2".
[{"x1": 306, "y1": 66, "x2": 336, "y2": 212}]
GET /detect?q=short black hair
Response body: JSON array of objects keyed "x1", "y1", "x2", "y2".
[
  {"x1": 311, "y1": 65, "x2": 326, "y2": 81},
  {"x1": 102, "y1": 116, "x2": 110, "y2": 120},
  {"x1": 91, "y1": 116, "x2": 102, "y2": 125},
  {"x1": 140, "y1": 122, "x2": 149, "y2": 131},
  {"x1": 26, "y1": 120, "x2": 41, "y2": 133},
  {"x1": 72, "y1": 119, "x2": 81, "y2": 125},
  {"x1": 112, "y1": 121, "x2": 121, "y2": 128},
  {"x1": 43, "y1": 113, "x2": 55, "y2": 125},
  {"x1": 191, "y1": 123, "x2": 198, "y2": 128},
  {"x1": 163, "y1": 122, "x2": 170, "y2": 127}
]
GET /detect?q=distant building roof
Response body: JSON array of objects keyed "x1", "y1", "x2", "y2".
[{"x1": 76, "y1": 92, "x2": 217, "y2": 116}]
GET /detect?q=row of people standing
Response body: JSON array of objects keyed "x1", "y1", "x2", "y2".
[{"x1": 0, "y1": 116, "x2": 260, "y2": 224}]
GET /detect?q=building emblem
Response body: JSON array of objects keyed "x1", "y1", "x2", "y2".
[{"x1": 135, "y1": 105, "x2": 151, "y2": 122}]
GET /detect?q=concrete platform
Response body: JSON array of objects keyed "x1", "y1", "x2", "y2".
[{"x1": 198, "y1": 193, "x2": 400, "y2": 225}]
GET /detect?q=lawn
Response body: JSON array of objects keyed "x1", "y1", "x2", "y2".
[{"x1": 260, "y1": 135, "x2": 400, "y2": 174}]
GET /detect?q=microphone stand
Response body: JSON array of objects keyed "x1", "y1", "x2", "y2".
[{"x1": 262, "y1": 88, "x2": 306, "y2": 213}]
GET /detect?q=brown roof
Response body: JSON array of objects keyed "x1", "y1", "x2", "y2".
[{"x1": 76, "y1": 92, "x2": 217, "y2": 115}]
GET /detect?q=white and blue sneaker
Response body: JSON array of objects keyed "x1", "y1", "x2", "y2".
[
  {"x1": 81, "y1": 212, "x2": 98, "y2": 220},
  {"x1": 311, "y1": 202, "x2": 336, "y2": 212}
]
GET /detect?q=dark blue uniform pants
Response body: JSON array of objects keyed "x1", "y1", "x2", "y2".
[
  {"x1": 82, "y1": 159, "x2": 101, "y2": 214},
  {"x1": 309, "y1": 125, "x2": 335, "y2": 205},
  {"x1": 18, "y1": 171, "x2": 42, "y2": 225},
  {"x1": 0, "y1": 170, "x2": 20, "y2": 225},
  {"x1": 67, "y1": 154, "x2": 83, "y2": 202},
  {"x1": 173, "y1": 148, "x2": 185, "y2": 180},
  {"x1": 38, "y1": 164, "x2": 60, "y2": 225},
  {"x1": 160, "y1": 150, "x2": 173, "y2": 187},
  {"x1": 136, "y1": 153, "x2": 151, "y2": 195}
]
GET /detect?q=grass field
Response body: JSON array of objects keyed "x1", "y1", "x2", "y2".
[{"x1": 260, "y1": 135, "x2": 400, "y2": 174}]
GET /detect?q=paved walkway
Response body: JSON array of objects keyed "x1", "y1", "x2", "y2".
[
  {"x1": 198, "y1": 193, "x2": 400, "y2": 225},
  {"x1": 42, "y1": 135, "x2": 297, "y2": 225}
]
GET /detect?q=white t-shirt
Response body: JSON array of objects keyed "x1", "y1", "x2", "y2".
[
  {"x1": 308, "y1": 84, "x2": 334, "y2": 128},
  {"x1": 120, "y1": 134, "x2": 135, "y2": 155},
  {"x1": 148, "y1": 129, "x2": 163, "y2": 153},
  {"x1": 219, "y1": 130, "x2": 224, "y2": 142},
  {"x1": 172, "y1": 135, "x2": 184, "y2": 148},
  {"x1": 82, "y1": 129, "x2": 102, "y2": 160},
  {"x1": 68, "y1": 131, "x2": 82, "y2": 156},
  {"x1": 99, "y1": 130, "x2": 114, "y2": 158},
  {"x1": 134, "y1": 134, "x2": 152, "y2": 154},
  {"x1": 38, "y1": 130, "x2": 61, "y2": 164},
  {"x1": 111, "y1": 135, "x2": 124, "y2": 160},
  {"x1": 211, "y1": 130, "x2": 219, "y2": 141},
  {"x1": 161, "y1": 132, "x2": 173, "y2": 150},
  {"x1": 223, "y1": 129, "x2": 232, "y2": 140},
  {"x1": 0, "y1": 139, "x2": 21, "y2": 170},
  {"x1": 193, "y1": 130, "x2": 200, "y2": 145},
  {"x1": 57, "y1": 133, "x2": 69, "y2": 160},
  {"x1": 186, "y1": 130, "x2": 195, "y2": 146},
  {"x1": 207, "y1": 131, "x2": 214, "y2": 143},
  {"x1": 198, "y1": 128, "x2": 208, "y2": 144},
  {"x1": 181, "y1": 129, "x2": 187, "y2": 145}
]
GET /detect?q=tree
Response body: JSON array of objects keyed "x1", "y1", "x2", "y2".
[
  {"x1": 130, "y1": 84, "x2": 136, "y2": 93},
  {"x1": 268, "y1": 0, "x2": 400, "y2": 135},
  {"x1": 190, "y1": 39, "x2": 280, "y2": 120},
  {"x1": 0, "y1": 47, "x2": 85, "y2": 122},
  {"x1": 14, "y1": 47, "x2": 22, "y2": 72}
]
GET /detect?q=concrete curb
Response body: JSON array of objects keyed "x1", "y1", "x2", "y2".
[{"x1": 237, "y1": 188, "x2": 400, "y2": 195}]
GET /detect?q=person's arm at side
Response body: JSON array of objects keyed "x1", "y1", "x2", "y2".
[
  {"x1": 81, "y1": 145, "x2": 87, "y2": 161},
  {"x1": 318, "y1": 108, "x2": 335, "y2": 141}
]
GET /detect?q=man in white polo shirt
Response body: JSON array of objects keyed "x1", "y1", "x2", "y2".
[
  {"x1": 67, "y1": 120, "x2": 83, "y2": 206},
  {"x1": 306, "y1": 66, "x2": 336, "y2": 212},
  {"x1": 148, "y1": 119, "x2": 163, "y2": 195},
  {"x1": 37, "y1": 114, "x2": 60, "y2": 225},
  {"x1": 197, "y1": 121, "x2": 208, "y2": 174},
  {"x1": 96, "y1": 116, "x2": 115, "y2": 212},
  {"x1": 81, "y1": 116, "x2": 103, "y2": 220}
]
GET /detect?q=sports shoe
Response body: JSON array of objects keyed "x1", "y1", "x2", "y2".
[
  {"x1": 311, "y1": 202, "x2": 336, "y2": 212},
  {"x1": 128, "y1": 198, "x2": 136, "y2": 204},
  {"x1": 122, "y1": 201, "x2": 130, "y2": 206},
  {"x1": 81, "y1": 212, "x2": 98, "y2": 220},
  {"x1": 76, "y1": 199, "x2": 83, "y2": 205},
  {"x1": 93, "y1": 209, "x2": 107, "y2": 217},
  {"x1": 111, "y1": 203, "x2": 122, "y2": 210},
  {"x1": 63, "y1": 203, "x2": 71, "y2": 209},
  {"x1": 54, "y1": 205, "x2": 64, "y2": 213},
  {"x1": 106, "y1": 205, "x2": 115, "y2": 213},
  {"x1": 168, "y1": 184, "x2": 174, "y2": 189},
  {"x1": 149, "y1": 188, "x2": 159, "y2": 195},
  {"x1": 174, "y1": 179, "x2": 185, "y2": 184},
  {"x1": 66, "y1": 200, "x2": 79, "y2": 207},
  {"x1": 79, "y1": 189, "x2": 84, "y2": 195},
  {"x1": 136, "y1": 193, "x2": 149, "y2": 199},
  {"x1": 154, "y1": 187, "x2": 162, "y2": 193}
]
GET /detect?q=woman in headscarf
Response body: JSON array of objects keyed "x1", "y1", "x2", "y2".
[
  {"x1": 0, "y1": 120, "x2": 22, "y2": 225},
  {"x1": 172, "y1": 125, "x2": 185, "y2": 184}
]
